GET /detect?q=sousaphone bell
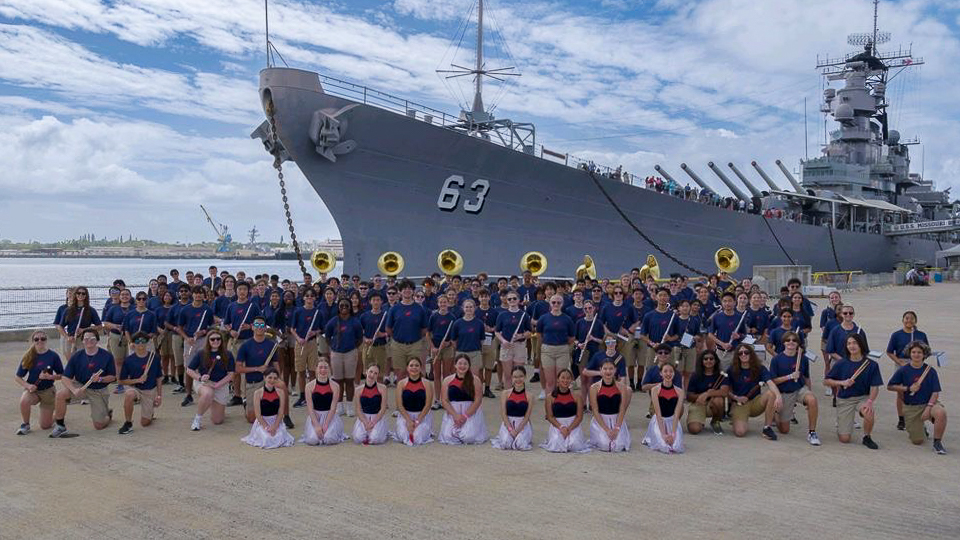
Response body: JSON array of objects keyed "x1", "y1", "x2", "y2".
[
  {"x1": 377, "y1": 251, "x2": 404, "y2": 277},
  {"x1": 437, "y1": 249, "x2": 464, "y2": 276},
  {"x1": 520, "y1": 251, "x2": 548, "y2": 277},
  {"x1": 714, "y1": 247, "x2": 740, "y2": 274},
  {"x1": 576, "y1": 255, "x2": 597, "y2": 280},
  {"x1": 310, "y1": 250, "x2": 336, "y2": 274},
  {"x1": 639, "y1": 254, "x2": 660, "y2": 281}
]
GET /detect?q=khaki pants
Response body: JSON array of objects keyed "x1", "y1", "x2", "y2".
[
  {"x1": 731, "y1": 395, "x2": 766, "y2": 423},
  {"x1": 183, "y1": 335, "x2": 206, "y2": 366},
  {"x1": 499, "y1": 341, "x2": 526, "y2": 363},
  {"x1": 481, "y1": 342, "x2": 499, "y2": 370},
  {"x1": 108, "y1": 333, "x2": 128, "y2": 364},
  {"x1": 132, "y1": 387, "x2": 157, "y2": 419},
  {"x1": 229, "y1": 338, "x2": 248, "y2": 361},
  {"x1": 672, "y1": 347, "x2": 697, "y2": 373},
  {"x1": 717, "y1": 349, "x2": 735, "y2": 371},
  {"x1": 331, "y1": 349, "x2": 358, "y2": 380}
]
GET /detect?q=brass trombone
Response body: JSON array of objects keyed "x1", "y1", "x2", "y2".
[
  {"x1": 310, "y1": 250, "x2": 336, "y2": 274},
  {"x1": 377, "y1": 251, "x2": 404, "y2": 276},
  {"x1": 520, "y1": 251, "x2": 548, "y2": 277},
  {"x1": 575, "y1": 255, "x2": 597, "y2": 280},
  {"x1": 437, "y1": 249, "x2": 464, "y2": 276}
]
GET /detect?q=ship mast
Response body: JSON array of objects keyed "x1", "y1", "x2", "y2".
[{"x1": 472, "y1": 0, "x2": 485, "y2": 118}]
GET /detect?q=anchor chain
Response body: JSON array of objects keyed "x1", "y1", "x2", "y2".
[{"x1": 267, "y1": 101, "x2": 307, "y2": 276}]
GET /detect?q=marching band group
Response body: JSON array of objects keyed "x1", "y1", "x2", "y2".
[{"x1": 13, "y1": 260, "x2": 948, "y2": 455}]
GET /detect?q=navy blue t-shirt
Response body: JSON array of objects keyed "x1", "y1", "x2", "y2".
[
  {"x1": 640, "y1": 309, "x2": 674, "y2": 344},
  {"x1": 888, "y1": 364, "x2": 941, "y2": 406},
  {"x1": 726, "y1": 365, "x2": 771, "y2": 398},
  {"x1": 564, "y1": 304, "x2": 585, "y2": 323},
  {"x1": 16, "y1": 350, "x2": 63, "y2": 391},
  {"x1": 495, "y1": 310, "x2": 530, "y2": 342},
  {"x1": 886, "y1": 329, "x2": 929, "y2": 360},
  {"x1": 826, "y1": 324, "x2": 868, "y2": 357},
  {"x1": 188, "y1": 351, "x2": 236, "y2": 383},
  {"x1": 58, "y1": 307, "x2": 102, "y2": 335},
  {"x1": 225, "y1": 300, "x2": 261, "y2": 340},
  {"x1": 826, "y1": 358, "x2": 883, "y2": 399},
  {"x1": 667, "y1": 316, "x2": 700, "y2": 348},
  {"x1": 236, "y1": 338, "x2": 277, "y2": 383},
  {"x1": 687, "y1": 371, "x2": 728, "y2": 396},
  {"x1": 537, "y1": 313, "x2": 575, "y2": 346},
  {"x1": 600, "y1": 303, "x2": 636, "y2": 334},
  {"x1": 387, "y1": 302, "x2": 429, "y2": 344},
  {"x1": 744, "y1": 308, "x2": 770, "y2": 337},
  {"x1": 710, "y1": 310, "x2": 745, "y2": 346},
  {"x1": 428, "y1": 311, "x2": 457, "y2": 348},
  {"x1": 65, "y1": 347, "x2": 116, "y2": 390},
  {"x1": 360, "y1": 310, "x2": 389, "y2": 346},
  {"x1": 769, "y1": 352, "x2": 809, "y2": 394},
  {"x1": 178, "y1": 304, "x2": 214, "y2": 337},
  {"x1": 290, "y1": 306, "x2": 322, "y2": 339},
  {"x1": 120, "y1": 352, "x2": 163, "y2": 390},
  {"x1": 586, "y1": 351, "x2": 626, "y2": 380},
  {"x1": 451, "y1": 317, "x2": 485, "y2": 352},
  {"x1": 104, "y1": 304, "x2": 132, "y2": 334},
  {"x1": 123, "y1": 309, "x2": 158, "y2": 336},
  {"x1": 324, "y1": 316, "x2": 363, "y2": 353}
]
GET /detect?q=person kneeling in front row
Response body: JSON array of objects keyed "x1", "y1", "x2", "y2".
[
  {"x1": 887, "y1": 341, "x2": 947, "y2": 454},
  {"x1": 50, "y1": 329, "x2": 116, "y2": 438},
  {"x1": 117, "y1": 332, "x2": 163, "y2": 435}
]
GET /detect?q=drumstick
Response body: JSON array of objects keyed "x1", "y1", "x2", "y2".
[
  {"x1": 79, "y1": 369, "x2": 104, "y2": 391},
  {"x1": 745, "y1": 380, "x2": 765, "y2": 400},
  {"x1": 576, "y1": 316, "x2": 599, "y2": 366},
  {"x1": 849, "y1": 359, "x2": 872, "y2": 383},
  {"x1": 910, "y1": 364, "x2": 932, "y2": 396},
  {"x1": 710, "y1": 371, "x2": 729, "y2": 390},
  {"x1": 793, "y1": 348, "x2": 803, "y2": 379},
  {"x1": 141, "y1": 351, "x2": 156, "y2": 384},
  {"x1": 237, "y1": 303, "x2": 254, "y2": 334}
]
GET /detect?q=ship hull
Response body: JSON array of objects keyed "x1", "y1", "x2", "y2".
[{"x1": 261, "y1": 68, "x2": 950, "y2": 278}]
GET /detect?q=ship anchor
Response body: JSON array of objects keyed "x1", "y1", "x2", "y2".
[{"x1": 308, "y1": 104, "x2": 358, "y2": 162}]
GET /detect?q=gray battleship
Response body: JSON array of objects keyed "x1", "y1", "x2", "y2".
[{"x1": 253, "y1": 0, "x2": 957, "y2": 278}]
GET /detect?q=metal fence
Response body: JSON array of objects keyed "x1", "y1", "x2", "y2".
[{"x1": 0, "y1": 285, "x2": 147, "y2": 330}]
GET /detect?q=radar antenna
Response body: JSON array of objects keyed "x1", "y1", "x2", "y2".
[{"x1": 846, "y1": 0, "x2": 890, "y2": 55}]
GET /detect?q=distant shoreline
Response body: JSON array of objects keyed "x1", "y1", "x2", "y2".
[{"x1": 0, "y1": 253, "x2": 343, "y2": 261}]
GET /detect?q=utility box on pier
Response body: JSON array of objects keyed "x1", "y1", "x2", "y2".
[{"x1": 752, "y1": 265, "x2": 813, "y2": 295}]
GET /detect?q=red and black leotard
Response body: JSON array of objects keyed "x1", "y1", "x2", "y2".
[
  {"x1": 552, "y1": 389, "x2": 577, "y2": 418},
  {"x1": 402, "y1": 377, "x2": 427, "y2": 413},
  {"x1": 658, "y1": 383, "x2": 679, "y2": 418},
  {"x1": 260, "y1": 387, "x2": 280, "y2": 417},
  {"x1": 596, "y1": 381, "x2": 622, "y2": 415},
  {"x1": 359, "y1": 382, "x2": 382, "y2": 415},
  {"x1": 311, "y1": 379, "x2": 333, "y2": 412},
  {"x1": 448, "y1": 375, "x2": 473, "y2": 402},
  {"x1": 505, "y1": 387, "x2": 529, "y2": 417}
]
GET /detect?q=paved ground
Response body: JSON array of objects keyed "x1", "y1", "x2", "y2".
[{"x1": 2, "y1": 284, "x2": 958, "y2": 539}]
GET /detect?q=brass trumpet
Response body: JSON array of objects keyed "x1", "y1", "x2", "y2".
[
  {"x1": 639, "y1": 254, "x2": 660, "y2": 281},
  {"x1": 377, "y1": 251, "x2": 404, "y2": 276},
  {"x1": 437, "y1": 249, "x2": 464, "y2": 276},
  {"x1": 520, "y1": 251, "x2": 548, "y2": 277},
  {"x1": 576, "y1": 255, "x2": 597, "y2": 280},
  {"x1": 714, "y1": 247, "x2": 740, "y2": 274},
  {"x1": 310, "y1": 250, "x2": 336, "y2": 274}
]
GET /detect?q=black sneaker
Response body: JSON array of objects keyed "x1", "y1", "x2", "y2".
[
  {"x1": 431, "y1": 400, "x2": 442, "y2": 410},
  {"x1": 711, "y1": 420, "x2": 724, "y2": 435},
  {"x1": 790, "y1": 416, "x2": 799, "y2": 425},
  {"x1": 629, "y1": 381, "x2": 637, "y2": 392},
  {"x1": 862, "y1": 435, "x2": 879, "y2": 450},
  {"x1": 118, "y1": 422, "x2": 133, "y2": 435},
  {"x1": 529, "y1": 372, "x2": 540, "y2": 383},
  {"x1": 180, "y1": 394, "x2": 194, "y2": 407},
  {"x1": 162, "y1": 376, "x2": 169, "y2": 385},
  {"x1": 762, "y1": 425, "x2": 778, "y2": 441},
  {"x1": 172, "y1": 385, "x2": 185, "y2": 394},
  {"x1": 292, "y1": 396, "x2": 307, "y2": 408},
  {"x1": 933, "y1": 440, "x2": 946, "y2": 455},
  {"x1": 283, "y1": 415, "x2": 295, "y2": 429},
  {"x1": 483, "y1": 388, "x2": 496, "y2": 399},
  {"x1": 896, "y1": 417, "x2": 905, "y2": 430},
  {"x1": 832, "y1": 396, "x2": 837, "y2": 408},
  {"x1": 228, "y1": 396, "x2": 244, "y2": 407}
]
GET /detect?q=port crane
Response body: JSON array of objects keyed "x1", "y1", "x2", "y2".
[{"x1": 200, "y1": 205, "x2": 232, "y2": 252}]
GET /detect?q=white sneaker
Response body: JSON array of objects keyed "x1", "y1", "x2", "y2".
[
  {"x1": 337, "y1": 403, "x2": 345, "y2": 416},
  {"x1": 824, "y1": 388, "x2": 832, "y2": 397},
  {"x1": 538, "y1": 390, "x2": 545, "y2": 400},
  {"x1": 191, "y1": 417, "x2": 202, "y2": 431},
  {"x1": 346, "y1": 404, "x2": 355, "y2": 417},
  {"x1": 16, "y1": 423, "x2": 30, "y2": 435},
  {"x1": 854, "y1": 419, "x2": 862, "y2": 429},
  {"x1": 807, "y1": 431, "x2": 822, "y2": 446}
]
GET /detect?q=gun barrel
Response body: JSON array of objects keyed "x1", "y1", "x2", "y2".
[
  {"x1": 678, "y1": 163, "x2": 714, "y2": 194},
  {"x1": 707, "y1": 162, "x2": 750, "y2": 202},
  {"x1": 750, "y1": 161, "x2": 782, "y2": 192},
  {"x1": 727, "y1": 162, "x2": 763, "y2": 198},
  {"x1": 775, "y1": 160, "x2": 805, "y2": 193}
]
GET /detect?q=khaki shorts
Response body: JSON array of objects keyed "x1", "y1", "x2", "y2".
[
  {"x1": 34, "y1": 387, "x2": 56, "y2": 408},
  {"x1": 244, "y1": 380, "x2": 264, "y2": 402},
  {"x1": 132, "y1": 387, "x2": 157, "y2": 419},
  {"x1": 393, "y1": 338, "x2": 425, "y2": 365},
  {"x1": 731, "y1": 395, "x2": 766, "y2": 423},
  {"x1": 200, "y1": 380, "x2": 230, "y2": 405},
  {"x1": 529, "y1": 334, "x2": 542, "y2": 364},
  {"x1": 59, "y1": 335, "x2": 74, "y2": 360},
  {"x1": 363, "y1": 344, "x2": 388, "y2": 371},
  {"x1": 183, "y1": 335, "x2": 206, "y2": 366},
  {"x1": 499, "y1": 341, "x2": 526, "y2": 364},
  {"x1": 171, "y1": 334, "x2": 185, "y2": 367},
  {"x1": 295, "y1": 339, "x2": 318, "y2": 372},
  {"x1": 687, "y1": 402, "x2": 719, "y2": 425},
  {"x1": 317, "y1": 336, "x2": 330, "y2": 356},
  {"x1": 457, "y1": 350, "x2": 482, "y2": 373},
  {"x1": 903, "y1": 403, "x2": 942, "y2": 444},
  {"x1": 481, "y1": 342, "x2": 499, "y2": 370},
  {"x1": 541, "y1": 343, "x2": 571, "y2": 370},
  {"x1": 638, "y1": 342, "x2": 657, "y2": 370},
  {"x1": 159, "y1": 332, "x2": 173, "y2": 357},
  {"x1": 622, "y1": 339, "x2": 640, "y2": 368},
  {"x1": 78, "y1": 387, "x2": 111, "y2": 424},
  {"x1": 836, "y1": 395, "x2": 868, "y2": 436},
  {"x1": 672, "y1": 347, "x2": 697, "y2": 373},
  {"x1": 777, "y1": 387, "x2": 811, "y2": 423},
  {"x1": 717, "y1": 349, "x2": 735, "y2": 371},
  {"x1": 108, "y1": 333, "x2": 128, "y2": 364},
  {"x1": 331, "y1": 349, "x2": 359, "y2": 380}
]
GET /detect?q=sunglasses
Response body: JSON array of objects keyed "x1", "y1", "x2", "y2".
[
  {"x1": 208, "y1": 337, "x2": 222, "y2": 342},
  {"x1": 738, "y1": 350, "x2": 751, "y2": 356},
  {"x1": 134, "y1": 339, "x2": 148, "y2": 344},
  {"x1": 549, "y1": 301, "x2": 561, "y2": 305},
  {"x1": 508, "y1": 298, "x2": 518, "y2": 302},
  {"x1": 76, "y1": 292, "x2": 87, "y2": 296},
  {"x1": 841, "y1": 312, "x2": 854, "y2": 316},
  {"x1": 136, "y1": 297, "x2": 147, "y2": 301},
  {"x1": 784, "y1": 339, "x2": 798, "y2": 343},
  {"x1": 253, "y1": 322, "x2": 266, "y2": 328},
  {"x1": 387, "y1": 291, "x2": 398, "y2": 295},
  {"x1": 33, "y1": 336, "x2": 48, "y2": 342},
  {"x1": 656, "y1": 350, "x2": 670, "y2": 355},
  {"x1": 703, "y1": 356, "x2": 716, "y2": 361}
]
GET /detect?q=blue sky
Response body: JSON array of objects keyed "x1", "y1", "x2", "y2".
[{"x1": 1, "y1": 0, "x2": 958, "y2": 244}]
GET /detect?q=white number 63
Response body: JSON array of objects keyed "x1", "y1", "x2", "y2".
[{"x1": 437, "y1": 175, "x2": 489, "y2": 214}]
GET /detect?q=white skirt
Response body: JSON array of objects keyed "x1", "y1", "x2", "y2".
[
  {"x1": 299, "y1": 410, "x2": 348, "y2": 446},
  {"x1": 352, "y1": 412, "x2": 389, "y2": 445},
  {"x1": 393, "y1": 410, "x2": 434, "y2": 446},
  {"x1": 491, "y1": 416, "x2": 533, "y2": 450},
  {"x1": 540, "y1": 416, "x2": 591, "y2": 453},
  {"x1": 590, "y1": 413, "x2": 631, "y2": 452},
  {"x1": 241, "y1": 416, "x2": 295, "y2": 449},
  {"x1": 438, "y1": 401, "x2": 488, "y2": 445},
  {"x1": 642, "y1": 416, "x2": 685, "y2": 454}
]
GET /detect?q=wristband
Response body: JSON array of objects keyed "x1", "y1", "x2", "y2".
[
  {"x1": 926, "y1": 402, "x2": 935, "y2": 408},
  {"x1": 865, "y1": 398, "x2": 874, "y2": 406}
]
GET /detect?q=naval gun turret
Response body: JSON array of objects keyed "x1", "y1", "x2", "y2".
[
  {"x1": 728, "y1": 163, "x2": 764, "y2": 198},
  {"x1": 751, "y1": 161, "x2": 784, "y2": 192},
  {"x1": 656, "y1": 165, "x2": 713, "y2": 195},
  {"x1": 708, "y1": 162, "x2": 750, "y2": 202},
  {"x1": 678, "y1": 163, "x2": 715, "y2": 195}
]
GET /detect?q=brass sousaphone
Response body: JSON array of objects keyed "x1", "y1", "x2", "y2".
[
  {"x1": 639, "y1": 254, "x2": 660, "y2": 281},
  {"x1": 714, "y1": 247, "x2": 740, "y2": 274},
  {"x1": 575, "y1": 255, "x2": 597, "y2": 280},
  {"x1": 377, "y1": 251, "x2": 405, "y2": 277},
  {"x1": 520, "y1": 251, "x2": 548, "y2": 277},
  {"x1": 437, "y1": 249, "x2": 464, "y2": 276},
  {"x1": 310, "y1": 250, "x2": 336, "y2": 274}
]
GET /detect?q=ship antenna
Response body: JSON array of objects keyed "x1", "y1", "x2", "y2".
[
  {"x1": 847, "y1": 0, "x2": 889, "y2": 54},
  {"x1": 265, "y1": 0, "x2": 270, "y2": 67},
  {"x1": 473, "y1": 0, "x2": 484, "y2": 117}
]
